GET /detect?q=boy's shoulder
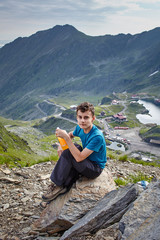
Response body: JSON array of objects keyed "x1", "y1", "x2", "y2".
[
  {"x1": 92, "y1": 124, "x2": 101, "y2": 133},
  {"x1": 91, "y1": 125, "x2": 103, "y2": 137}
]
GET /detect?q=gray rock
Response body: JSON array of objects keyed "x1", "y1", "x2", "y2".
[
  {"x1": 118, "y1": 180, "x2": 160, "y2": 240},
  {"x1": 93, "y1": 223, "x2": 120, "y2": 240},
  {"x1": 34, "y1": 237, "x2": 60, "y2": 240},
  {"x1": 32, "y1": 168, "x2": 116, "y2": 234},
  {"x1": 60, "y1": 184, "x2": 140, "y2": 240},
  {"x1": 0, "y1": 177, "x2": 21, "y2": 184},
  {"x1": 0, "y1": 168, "x2": 11, "y2": 175},
  {"x1": 3, "y1": 203, "x2": 10, "y2": 210},
  {"x1": 22, "y1": 227, "x2": 31, "y2": 234}
]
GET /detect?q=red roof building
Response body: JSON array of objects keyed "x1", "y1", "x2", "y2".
[{"x1": 113, "y1": 113, "x2": 127, "y2": 122}]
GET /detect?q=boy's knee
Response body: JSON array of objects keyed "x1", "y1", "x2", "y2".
[
  {"x1": 59, "y1": 144, "x2": 82, "y2": 163},
  {"x1": 61, "y1": 148, "x2": 71, "y2": 158}
]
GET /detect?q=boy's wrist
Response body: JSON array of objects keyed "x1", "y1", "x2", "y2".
[{"x1": 65, "y1": 134, "x2": 71, "y2": 142}]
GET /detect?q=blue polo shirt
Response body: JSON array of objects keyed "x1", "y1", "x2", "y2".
[{"x1": 73, "y1": 124, "x2": 107, "y2": 169}]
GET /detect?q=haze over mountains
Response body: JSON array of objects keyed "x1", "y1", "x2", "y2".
[{"x1": 0, "y1": 24, "x2": 160, "y2": 120}]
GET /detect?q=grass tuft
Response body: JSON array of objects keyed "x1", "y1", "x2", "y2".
[{"x1": 114, "y1": 171, "x2": 153, "y2": 187}]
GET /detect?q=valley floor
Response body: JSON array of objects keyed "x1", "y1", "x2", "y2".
[{"x1": 114, "y1": 127, "x2": 160, "y2": 157}]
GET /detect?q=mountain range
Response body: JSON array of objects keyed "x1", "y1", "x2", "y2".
[{"x1": 0, "y1": 24, "x2": 160, "y2": 120}]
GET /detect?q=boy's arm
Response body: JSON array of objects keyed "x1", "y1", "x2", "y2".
[
  {"x1": 56, "y1": 128, "x2": 93, "y2": 162},
  {"x1": 67, "y1": 139, "x2": 93, "y2": 162}
]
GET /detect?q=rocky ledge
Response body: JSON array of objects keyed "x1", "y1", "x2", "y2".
[{"x1": 0, "y1": 159, "x2": 160, "y2": 240}]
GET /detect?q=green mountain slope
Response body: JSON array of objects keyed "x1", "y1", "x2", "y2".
[
  {"x1": 0, "y1": 25, "x2": 160, "y2": 120},
  {"x1": 33, "y1": 116, "x2": 76, "y2": 135},
  {"x1": 0, "y1": 122, "x2": 33, "y2": 166}
]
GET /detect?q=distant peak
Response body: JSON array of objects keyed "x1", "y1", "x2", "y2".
[
  {"x1": 62, "y1": 24, "x2": 76, "y2": 29},
  {"x1": 52, "y1": 24, "x2": 78, "y2": 32}
]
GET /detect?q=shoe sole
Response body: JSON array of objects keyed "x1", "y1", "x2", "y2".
[{"x1": 42, "y1": 187, "x2": 67, "y2": 202}]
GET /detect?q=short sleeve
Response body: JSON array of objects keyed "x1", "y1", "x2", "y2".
[{"x1": 73, "y1": 125, "x2": 80, "y2": 137}]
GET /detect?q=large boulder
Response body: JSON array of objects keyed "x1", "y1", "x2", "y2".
[
  {"x1": 60, "y1": 181, "x2": 160, "y2": 240},
  {"x1": 60, "y1": 184, "x2": 140, "y2": 240},
  {"x1": 31, "y1": 168, "x2": 116, "y2": 234}
]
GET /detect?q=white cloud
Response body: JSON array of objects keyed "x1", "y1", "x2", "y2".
[
  {"x1": 105, "y1": 13, "x2": 159, "y2": 35},
  {"x1": 0, "y1": 0, "x2": 159, "y2": 43}
]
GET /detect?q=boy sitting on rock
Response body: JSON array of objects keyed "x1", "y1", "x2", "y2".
[{"x1": 41, "y1": 102, "x2": 107, "y2": 207}]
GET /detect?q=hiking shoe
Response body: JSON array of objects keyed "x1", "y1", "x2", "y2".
[{"x1": 42, "y1": 183, "x2": 67, "y2": 202}]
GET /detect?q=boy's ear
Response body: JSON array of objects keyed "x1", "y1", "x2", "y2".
[{"x1": 93, "y1": 115, "x2": 96, "y2": 121}]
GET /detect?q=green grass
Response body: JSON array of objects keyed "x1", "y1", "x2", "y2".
[
  {"x1": 0, "y1": 121, "x2": 82, "y2": 168},
  {"x1": 114, "y1": 178, "x2": 127, "y2": 186},
  {"x1": 119, "y1": 154, "x2": 128, "y2": 162},
  {"x1": 94, "y1": 104, "x2": 124, "y2": 119},
  {"x1": 139, "y1": 127, "x2": 150, "y2": 135},
  {"x1": 114, "y1": 171, "x2": 153, "y2": 187},
  {"x1": 107, "y1": 149, "x2": 122, "y2": 160},
  {"x1": 94, "y1": 106, "x2": 105, "y2": 116},
  {"x1": 0, "y1": 116, "x2": 30, "y2": 127},
  {"x1": 123, "y1": 102, "x2": 146, "y2": 127},
  {"x1": 0, "y1": 121, "x2": 59, "y2": 168},
  {"x1": 117, "y1": 152, "x2": 160, "y2": 167},
  {"x1": 107, "y1": 146, "x2": 160, "y2": 168},
  {"x1": 50, "y1": 92, "x2": 101, "y2": 109},
  {"x1": 107, "y1": 105, "x2": 124, "y2": 114},
  {"x1": 128, "y1": 172, "x2": 153, "y2": 183},
  {"x1": 0, "y1": 150, "x2": 40, "y2": 168},
  {"x1": 139, "y1": 125, "x2": 160, "y2": 143},
  {"x1": 129, "y1": 158, "x2": 160, "y2": 167},
  {"x1": 109, "y1": 119, "x2": 140, "y2": 128},
  {"x1": 127, "y1": 102, "x2": 147, "y2": 114},
  {"x1": 0, "y1": 147, "x2": 58, "y2": 168},
  {"x1": 34, "y1": 116, "x2": 76, "y2": 135}
]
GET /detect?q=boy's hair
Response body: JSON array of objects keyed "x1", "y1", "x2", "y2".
[{"x1": 76, "y1": 102, "x2": 95, "y2": 116}]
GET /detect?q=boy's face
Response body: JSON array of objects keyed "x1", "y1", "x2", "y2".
[{"x1": 77, "y1": 110, "x2": 95, "y2": 133}]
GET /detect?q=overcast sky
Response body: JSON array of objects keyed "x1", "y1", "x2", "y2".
[{"x1": 0, "y1": 0, "x2": 160, "y2": 46}]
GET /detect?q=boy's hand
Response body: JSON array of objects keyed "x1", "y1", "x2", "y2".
[{"x1": 55, "y1": 128, "x2": 69, "y2": 140}]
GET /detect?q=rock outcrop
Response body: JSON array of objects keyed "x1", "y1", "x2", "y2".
[
  {"x1": 118, "y1": 180, "x2": 160, "y2": 240},
  {"x1": 32, "y1": 168, "x2": 116, "y2": 234},
  {"x1": 0, "y1": 159, "x2": 160, "y2": 239},
  {"x1": 59, "y1": 180, "x2": 160, "y2": 240},
  {"x1": 59, "y1": 184, "x2": 140, "y2": 239}
]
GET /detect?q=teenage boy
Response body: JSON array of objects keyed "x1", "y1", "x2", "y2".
[{"x1": 41, "y1": 102, "x2": 107, "y2": 205}]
